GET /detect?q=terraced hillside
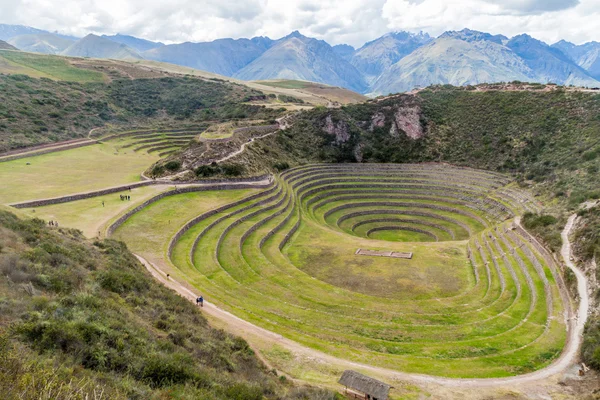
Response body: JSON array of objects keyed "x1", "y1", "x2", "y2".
[
  {"x1": 101, "y1": 126, "x2": 207, "y2": 157},
  {"x1": 112, "y1": 163, "x2": 569, "y2": 378}
]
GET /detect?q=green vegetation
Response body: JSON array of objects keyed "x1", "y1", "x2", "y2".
[
  {"x1": 21, "y1": 185, "x2": 170, "y2": 237},
  {"x1": 0, "y1": 50, "x2": 105, "y2": 82},
  {"x1": 0, "y1": 72, "x2": 281, "y2": 152},
  {"x1": 0, "y1": 210, "x2": 336, "y2": 399},
  {"x1": 240, "y1": 88, "x2": 599, "y2": 201},
  {"x1": 574, "y1": 205, "x2": 600, "y2": 260},
  {"x1": 117, "y1": 164, "x2": 566, "y2": 378},
  {"x1": 0, "y1": 142, "x2": 158, "y2": 204},
  {"x1": 278, "y1": 95, "x2": 305, "y2": 104},
  {"x1": 195, "y1": 163, "x2": 245, "y2": 177},
  {"x1": 521, "y1": 212, "x2": 563, "y2": 252},
  {"x1": 220, "y1": 86, "x2": 600, "y2": 373}
]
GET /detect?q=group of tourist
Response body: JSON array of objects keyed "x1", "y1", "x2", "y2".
[{"x1": 120, "y1": 195, "x2": 131, "y2": 201}]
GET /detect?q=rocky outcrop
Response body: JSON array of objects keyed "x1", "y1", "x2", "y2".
[
  {"x1": 324, "y1": 115, "x2": 350, "y2": 143},
  {"x1": 369, "y1": 112, "x2": 386, "y2": 131},
  {"x1": 393, "y1": 106, "x2": 423, "y2": 139}
]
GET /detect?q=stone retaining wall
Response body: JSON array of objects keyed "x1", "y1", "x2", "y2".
[
  {"x1": 337, "y1": 209, "x2": 472, "y2": 234},
  {"x1": 323, "y1": 201, "x2": 487, "y2": 227},
  {"x1": 107, "y1": 181, "x2": 273, "y2": 237},
  {"x1": 351, "y1": 217, "x2": 455, "y2": 239},
  {"x1": 188, "y1": 187, "x2": 282, "y2": 263},
  {"x1": 279, "y1": 219, "x2": 301, "y2": 251},
  {"x1": 366, "y1": 226, "x2": 438, "y2": 241},
  {"x1": 166, "y1": 185, "x2": 279, "y2": 258},
  {"x1": 12, "y1": 174, "x2": 271, "y2": 209},
  {"x1": 239, "y1": 197, "x2": 292, "y2": 251}
]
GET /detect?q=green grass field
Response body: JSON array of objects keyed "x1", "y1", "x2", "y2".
[
  {"x1": 112, "y1": 163, "x2": 566, "y2": 378},
  {"x1": 25, "y1": 185, "x2": 172, "y2": 237},
  {"x1": 0, "y1": 50, "x2": 105, "y2": 82},
  {"x1": 112, "y1": 189, "x2": 260, "y2": 264},
  {"x1": 0, "y1": 142, "x2": 159, "y2": 204}
]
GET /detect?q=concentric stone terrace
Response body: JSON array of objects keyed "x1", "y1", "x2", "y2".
[
  {"x1": 129, "y1": 164, "x2": 568, "y2": 377},
  {"x1": 103, "y1": 127, "x2": 204, "y2": 157}
]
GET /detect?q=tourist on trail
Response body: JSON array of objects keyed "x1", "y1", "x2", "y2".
[
  {"x1": 102, "y1": 201, "x2": 105, "y2": 207},
  {"x1": 196, "y1": 296, "x2": 204, "y2": 307},
  {"x1": 166, "y1": 274, "x2": 170, "y2": 279}
]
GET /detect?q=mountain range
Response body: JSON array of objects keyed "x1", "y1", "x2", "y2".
[{"x1": 2, "y1": 23, "x2": 600, "y2": 94}]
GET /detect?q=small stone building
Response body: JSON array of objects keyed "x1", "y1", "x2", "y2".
[{"x1": 338, "y1": 370, "x2": 391, "y2": 400}]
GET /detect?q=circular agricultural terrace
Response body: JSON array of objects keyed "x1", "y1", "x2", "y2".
[{"x1": 145, "y1": 164, "x2": 568, "y2": 377}]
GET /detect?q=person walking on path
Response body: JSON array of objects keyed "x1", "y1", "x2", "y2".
[{"x1": 196, "y1": 296, "x2": 204, "y2": 307}]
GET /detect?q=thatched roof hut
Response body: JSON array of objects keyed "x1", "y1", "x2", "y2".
[{"x1": 338, "y1": 370, "x2": 391, "y2": 400}]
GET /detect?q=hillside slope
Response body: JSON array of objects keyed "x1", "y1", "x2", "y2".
[
  {"x1": 0, "y1": 210, "x2": 336, "y2": 399},
  {"x1": 235, "y1": 32, "x2": 368, "y2": 93},
  {"x1": 62, "y1": 34, "x2": 142, "y2": 60},
  {"x1": 0, "y1": 40, "x2": 17, "y2": 50},
  {"x1": 8, "y1": 33, "x2": 74, "y2": 54},
  {"x1": 0, "y1": 72, "x2": 275, "y2": 152}
]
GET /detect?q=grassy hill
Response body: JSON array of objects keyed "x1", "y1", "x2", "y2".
[
  {"x1": 0, "y1": 68, "x2": 279, "y2": 152},
  {"x1": 0, "y1": 50, "x2": 105, "y2": 81},
  {"x1": 0, "y1": 210, "x2": 337, "y2": 399},
  {"x1": 0, "y1": 40, "x2": 17, "y2": 50}
]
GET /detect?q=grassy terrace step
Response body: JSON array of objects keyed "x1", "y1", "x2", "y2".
[{"x1": 117, "y1": 163, "x2": 567, "y2": 378}]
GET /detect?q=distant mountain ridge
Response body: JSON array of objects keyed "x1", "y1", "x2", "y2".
[
  {"x1": 62, "y1": 34, "x2": 143, "y2": 60},
  {"x1": 0, "y1": 23, "x2": 599, "y2": 94},
  {"x1": 553, "y1": 40, "x2": 600, "y2": 81},
  {"x1": 233, "y1": 31, "x2": 368, "y2": 93},
  {"x1": 143, "y1": 36, "x2": 275, "y2": 76},
  {"x1": 350, "y1": 31, "x2": 432, "y2": 84},
  {"x1": 101, "y1": 34, "x2": 164, "y2": 52},
  {"x1": 8, "y1": 33, "x2": 74, "y2": 54}
]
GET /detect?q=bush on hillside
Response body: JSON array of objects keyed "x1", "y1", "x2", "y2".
[{"x1": 0, "y1": 210, "x2": 336, "y2": 399}]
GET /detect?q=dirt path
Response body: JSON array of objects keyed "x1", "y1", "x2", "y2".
[
  {"x1": 215, "y1": 130, "x2": 278, "y2": 163},
  {"x1": 560, "y1": 215, "x2": 590, "y2": 355},
  {"x1": 133, "y1": 213, "x2": 590, "y2": 390}
]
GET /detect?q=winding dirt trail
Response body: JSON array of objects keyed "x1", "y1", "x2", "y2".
[
  {"x1": 133, "y1": 215, "x2": 589, "y2": 389},
  {"x1": 560, "y1": 215, "x2": 590, "y2": 354},
  {"x1": 214, "y1": 130, "x2": 278, "y2": 164}
]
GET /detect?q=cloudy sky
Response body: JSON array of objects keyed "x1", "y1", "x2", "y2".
[{"x1": 1, "y1": 0, "x2": 599, "y2": 47}]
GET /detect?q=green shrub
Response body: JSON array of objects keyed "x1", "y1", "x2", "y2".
[
  {"x1": 221, "y1": 164, "x2": 244, "y2": 176},
  {"x1": 224, "y1": 383, "x2": 264, "y2": 400},
  {"x1": 273, "y1": 161, "x2": 290, "y2": 171},
  {"x1": 98, "y1": 269, "x2": 149, "y2": 294},
  {"x1": 164, "y1": 160, "x2": 182, "y2": 172},
  {"x1": 522, "y1": 213, "x2": 557, "y2": 229},
  {"x1": 195, "y1": 165, "x2": 218, "y2": 177}
]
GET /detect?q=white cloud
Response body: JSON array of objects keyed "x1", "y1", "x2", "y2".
[{"x1": 0, "y1": 0, "x2": 597, "y2": 47}]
